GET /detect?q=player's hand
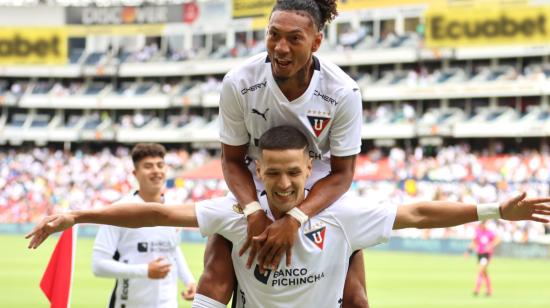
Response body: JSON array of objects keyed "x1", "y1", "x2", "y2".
[
  {"x1": 148, "y1": 257, "x2": 171, "y2": 279},
  {"x1": 239, "y1": 210, "x2": 272, "y2": 268},
  {"x1": 181, "y1": 282, "x2": 197, "y2": 301},
  {"x1": 254, "y1": 214, "x2": 300, "y2": 273},
  {"x1": 25, "y1": 214, "x2": 76, "y2": 249},
  {"x1": 500, "y1": 193, "x2": 550, "y2": 222}
]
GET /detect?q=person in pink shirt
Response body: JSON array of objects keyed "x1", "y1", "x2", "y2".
[{"x1": 466, "y1": 221, "x2": 500, "y2": 296}]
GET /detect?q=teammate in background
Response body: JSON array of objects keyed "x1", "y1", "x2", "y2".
[
  {"x1": 202, "y1": 0, "x2": 368, "y2": 306},
  {"x1": 27, "y1": 126, "x2": 550, "y2": 308},
  {"x1": 91, "y1": 143, "x2": 196, "y2": 308},
  {"x1": 465, "y1": 221, "x2": 500, "y2": 297}
]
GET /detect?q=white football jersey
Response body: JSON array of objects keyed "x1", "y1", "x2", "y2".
[
  {"x1": 93, "y1": 192, "x2": 193, "y2": 308},
  {"x1": 219, "y1": 52, "x2": 363, "y2": 189},
  {"x1": 195, "y1": 193, "x2": 396, "y2": 308}
]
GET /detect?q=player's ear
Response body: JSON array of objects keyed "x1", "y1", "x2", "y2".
[
  {"x1": 304, "y1": 150, "x2": 312, "y2": 177},
  {"x1": 312, "y1": 31, "x2": 323, "y2": 52},
  {"x1": 255, "y1": 159, "x2": 262, "y2": 179}
]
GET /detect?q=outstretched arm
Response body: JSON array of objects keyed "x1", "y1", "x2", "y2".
[
  {"x1": 394, "y1": 193, "x2": 550, "y2": 230},
  {"x1": 26, "y1": 202, "x2": 198, "y2": 249}
]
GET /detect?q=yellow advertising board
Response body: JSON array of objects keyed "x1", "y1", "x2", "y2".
[
  {"x1": 337, "y1": 0, "x2": 530, "y2": 11},
  {"x1": 233, "y1": 0, "x2": 274, "y2": 19},
  {"x1": 425, "y1": 6, "x2": 550, "y2": 47},
  {"x1": 0, "y1": 28, "x2": 67, "y2": 65},
  {"x1": 338, "y1": 0, "x2": 435, "y2": 11},
  {"x1": 232, "y1": 0, "x2": 532, "y2": 19}
]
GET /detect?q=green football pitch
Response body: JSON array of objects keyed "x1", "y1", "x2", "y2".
[{"x1": 2, "y1": 234, "x2": 549, "y2": 308}]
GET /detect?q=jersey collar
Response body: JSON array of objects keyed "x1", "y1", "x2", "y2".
[{"x1": 265, "y1": 54, "x2": 321, "y2": 105}]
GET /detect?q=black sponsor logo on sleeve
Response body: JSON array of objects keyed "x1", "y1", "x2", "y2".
[
  {"x1": 241, "y1": 81, "x2": 267, "y2": 95},
  {"x1": 314, "y1": 90, "x2": 338, "y2": 106}
]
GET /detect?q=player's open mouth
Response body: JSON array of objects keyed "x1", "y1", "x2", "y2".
[
  {"x1": 275, "y1": 191, "x2": 293, "y2": 198},
  {"x1": 275, "y1": 59, "x2": 291, "y2": 69}
]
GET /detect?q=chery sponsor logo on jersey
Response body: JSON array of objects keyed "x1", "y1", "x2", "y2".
[
  {"x1": 306, "y1": 110, "x2": 331, "y2": 137},
  {"x1": 241, "y1": 81, "x2": 267, "y2": 95},
  {"x1": 253, "y1": 265, "x2": 325, "y2": 287},
  {"x1": 314, "y1": 90, "x2": 338, "y2": 106}
]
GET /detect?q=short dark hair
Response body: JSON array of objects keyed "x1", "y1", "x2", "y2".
[
  {"x1": 131, "y1": 143, "x2": 166, "y2": 166},
  {"x1": 271, "y1": 0, "x2": 338, "y2": 31},
  {"x1": 259, "y1": 125, "x2": 309, "y2": 152}
]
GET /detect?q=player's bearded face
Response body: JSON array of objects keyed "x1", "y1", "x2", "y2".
[
  {"x1": 266, "y1": 10, "x2": 322, "y2": 81},
  {"x1": 133, "y1": 156, "x2": 166, "y2": 194},
  {"x1": 257, "y1": 149, "x2": 312, "y2": 218}
]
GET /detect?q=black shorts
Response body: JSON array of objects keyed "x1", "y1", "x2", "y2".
[{"x1": 477, "y1": 253, "x2": 491, "y2": 264}]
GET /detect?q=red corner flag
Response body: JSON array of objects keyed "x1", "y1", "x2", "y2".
[{"x1": 40, "y1": 226, "x2": 77, "y2": 308}]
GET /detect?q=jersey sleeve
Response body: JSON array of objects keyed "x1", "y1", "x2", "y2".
[
  {"x1": 92, "y1": 225, "x2": 148, "y2": 278},
  {"x1": 195, "y1": 196, "x2": 247, "y2": 243},
  {"x1": 333, "y1": 196, "x2": 396, "y2": 251},
  {"x1": 219, "y1": 73, "x2": 250, "y2": 146},
  {"x1": 329, "y1": 88, "x2": 363, "y2": 157}
]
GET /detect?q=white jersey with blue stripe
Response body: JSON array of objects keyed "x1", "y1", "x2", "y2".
[
  {"x1": 219, "y1": 52, "x2": 363, "y2": 189},
  {"x1": 195, "y1": 192, "x2": 396, "y2": 308}
]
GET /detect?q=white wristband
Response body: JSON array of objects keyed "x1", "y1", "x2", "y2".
[
  {"x1": 477, "y1": 202, "x2": 501, "y2": 221},
  {"x1": 286, "y1": 207, "x2": 309, "y2": 225},
  {"x1": 242, "y1": 201, "x2": 262, "y2": 217}
]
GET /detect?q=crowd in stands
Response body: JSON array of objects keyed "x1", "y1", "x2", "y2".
[
  {"x1": 1, "y1": 145, "x2": 549, "y2": 242},
  {"x1": 355, "y1": 144, "x2": 550, "y2": 242},
  {"x1": 0, "y1": 147, "x2": 222, "y2": 224}
]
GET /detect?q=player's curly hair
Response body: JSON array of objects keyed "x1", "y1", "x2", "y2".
[
  {"x1": 131, "y1": 143, "x2": 166, "y2": 166},
  {"x1": 272, "y1": 0, "x2": 338, "y2": 31}
]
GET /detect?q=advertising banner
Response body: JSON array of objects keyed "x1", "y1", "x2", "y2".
[
  {"x1": 231, "y1": 0, "x2": 534, "y2": 18},
  {"x1": 0, "y1": 28, "x2": 67, "y2": 65},
  {"x1": 337, "y1": 0, "x2": 531, "y2": 11},
  {"x1": 232, "y1": 0, "x2": 274, "y2": 18},
  {"x1": 66, "y1": 5, "x2": 183, "y2": 25},
  {"x1": 426, "y1": 6, "x2": 550, "y2": 47}
]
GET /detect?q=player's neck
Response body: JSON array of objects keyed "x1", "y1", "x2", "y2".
[
  {"x1": 267, "y1": 196, "x2": 305, "y2": 220},
  {"x1": 269, "y1": 205, "x2": 292, "y2": 220},
  {"x1": 138, "y1": 190, "x2": 163, "y2": 203}
]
